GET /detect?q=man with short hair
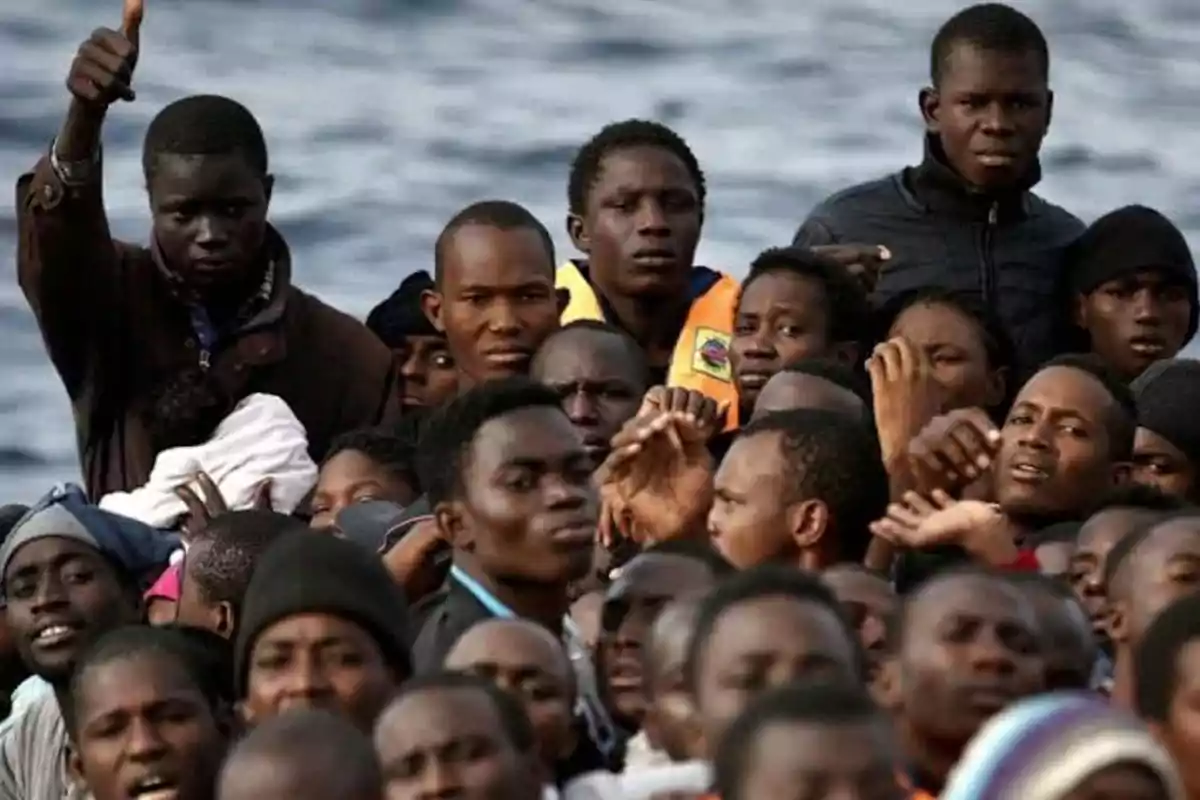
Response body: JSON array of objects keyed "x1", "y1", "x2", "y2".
[
  {"x1": 794, "y1": 3, "x2": 1083, "y2": 373},
  {"x1": 19, "y1": 12, "x2": 398, "y2": 498}
]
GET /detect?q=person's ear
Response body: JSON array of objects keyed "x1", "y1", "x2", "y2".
[
  {"x1": 556, "y1": 288, "x2": 571, "y2": 316},
  {"x1": 66, "y1": 741, "x2": 86, "y2": 793},
  {"x1": 262, "y1": 174, "x2": 275, "y2": 206},
  {"x1": 1045, "y1": 90, "x2": 1054, "y2": 132},
  {"x1": 436, "y1": 501, "x2": 470, "y2": 551},
  {"x1": 873, "y1": 655, "x2": 902, "y2": 712},
  {"x1": 790, "y1": 499, "x2": 830, "y2": 553},
  {"x1": 566, "y1": 213, "x2": 589, "y2": 254},
  {"x1": 421, "y1": 289, "x2": 446, "y2": 334},
  {"x1": 919, "y1": 87, "x2": 941, "y2": 134},
  {"x1": 216, "y1": 601, "x2": 236, "y2": 639},
  {"x1": 1107, "y1": 601, "x2": 1129, "y2": 646},
  {"x1": 1111, "y1": 461, "x2": 1133, "y2": 488}
]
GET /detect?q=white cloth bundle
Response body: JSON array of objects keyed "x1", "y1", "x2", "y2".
[{"x1": 99, "y1": 393, "x2": 318, "y2": 528}]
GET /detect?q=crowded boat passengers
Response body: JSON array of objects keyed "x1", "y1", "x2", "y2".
[{"x1": 4, "y1": 1, "x2": 1200, "y2": 798}]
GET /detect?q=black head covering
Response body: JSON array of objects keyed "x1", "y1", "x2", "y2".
[
  {"x1": 1132, "y1": 358, "x2": 1200, "y2": 466},
  {"x1": 234, "y1": 533, "x2": 412, "y2": 696},
  {"x1": 366, "y1": 271, "x2": 441, "y2": 348},
  {"x1": 1065, "y1": 205, "x2": 1199, "y2": 341}
]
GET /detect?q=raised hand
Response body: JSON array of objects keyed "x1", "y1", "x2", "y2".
[
  {"x1": 869, "y1": 489, "x2": 1020, "y2": 566},
  {"x1": 868, "y1": 336, "x2": 944, "y2": 470},
  {"x1": 65, "y1": 0, "x2": 142, "y2": 108},
  {"x1": 906, "y1": 406, "x2": 1002, "y2": 492},
  {"x1": 810, "y1": 243, "x2": 892, "y2": 293},
  {"x1": 173, "y1": 471, "x2": 271, "y2": 540},
  {"x1": 594, "y1": 406, "x2": 717, "y2": 546}
]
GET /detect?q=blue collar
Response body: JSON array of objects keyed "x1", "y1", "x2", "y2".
[
  {"x1": 450, "y1": 564, "x2": 585, "y2": 639},
  {"x1": 449, "y1": 564, "x2": 616, "y2": 754},
  {"x1": 450, "y1": 564, "x2": 517, "y2": 619}
]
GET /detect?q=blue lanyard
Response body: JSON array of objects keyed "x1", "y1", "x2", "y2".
[
  {"x1": 450, "y1": 565, "x2": 517, "y2": 619},
  {"x1": 450, "y1": 565, "x2": 584, "y2": 639},
  {"x1": 449, "y1": 565, "x2": 616, "y2": 754}
]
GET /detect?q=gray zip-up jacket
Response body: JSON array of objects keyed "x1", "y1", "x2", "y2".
[{"x1": 794, "y1": 139, "x2": 1084, "y2": 375}]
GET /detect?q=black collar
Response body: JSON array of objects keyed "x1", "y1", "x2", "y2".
[{"x1": 905, "y1": 135, "x2": 1040, "y2": 224}]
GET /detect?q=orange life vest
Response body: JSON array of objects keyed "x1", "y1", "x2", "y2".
[{"x1": 557, "y1": 261, "x2": 740, "y2": 429}]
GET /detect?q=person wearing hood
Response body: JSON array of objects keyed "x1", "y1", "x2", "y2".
[
  {"x1": 793, "y1": 3, "x2": 1082, "y2": 375},
  {"x1": 1131, "y1": 359, "x2": 1200, "y2": 503},
  {"x1": 1064, "y1": 206, "x2": 1197, "y2": 383},
  {"x1": 366, "y1": 271, "x2": 458, "y2": 410},
  {"x1": 235, "y1": 532, "x2": 412, "y2": 735},
  {"x1": 0, "y1": 484, "x2": 178, "y2": 800}
]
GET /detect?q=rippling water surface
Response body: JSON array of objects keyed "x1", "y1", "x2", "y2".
[{"x1": 1, "y1": 0, "x2": 1198, "y2": 499}]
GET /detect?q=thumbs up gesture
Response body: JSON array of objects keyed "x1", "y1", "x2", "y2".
[{"x1": 65, "y1": 0, "x2": 143, "y2": 108}]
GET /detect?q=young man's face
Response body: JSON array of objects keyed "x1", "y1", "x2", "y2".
[
  {"x1": 922, "y1": 43, "x2": 1051, "y2": 191},
  {"x1": 1075, "y1": 270, "x2": 1192, "y2": 383},
  {"x1": 425, "y1": 224, "x2": 561, "y2": 385}
]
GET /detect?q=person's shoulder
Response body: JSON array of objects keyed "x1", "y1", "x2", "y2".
[
  {"x1": 809, "y1": 172, "x2": 906, "y2": 217},
  {"x1": 3, "y1": 684, "x2": 63, "y2": 771},
  {"x1": 285, "y1": 287, "x2": 392, "y2": 363},
  {"x1": 796, "y1": 172, "x2": 909, "y2": 245},
  {"x1": 1024, "y1": 191, "x2": 1086, "y2": 234}
]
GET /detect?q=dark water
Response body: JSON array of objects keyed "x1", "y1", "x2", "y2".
[{"x1": 1, "y1": 0, "x2": 1198, "y2": 500}]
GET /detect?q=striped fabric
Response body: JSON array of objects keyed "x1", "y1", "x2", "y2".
[{"x1": 940, "y1": 692, "x2": 1184, "y2": 800}]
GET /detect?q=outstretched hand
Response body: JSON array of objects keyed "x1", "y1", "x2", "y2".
[
  {"x1": 869, "y1": 489, "x2": 1019, "y2": 566},
  {"x1": 810, "y1": 243, "x2": 892, "y2": 293},
  {"x1": 174, "y1": 472, "x2": 271, "y2": 539},
  {"x1": 593, "y1": 404, "x2": 719, "y2": 547}
]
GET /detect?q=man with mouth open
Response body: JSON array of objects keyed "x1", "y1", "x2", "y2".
[
  {"x1": 0, "y1": 485, "x2": 175, "y2": 800},
  {"x1": 557, "y1": 119, "x2": 740, "y2": 426},
  {"x1": 794, "y1": 3, "x2": 1083, "y2": 375}
]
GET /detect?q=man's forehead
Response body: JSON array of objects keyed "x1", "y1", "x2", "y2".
[
  {"x1": 1013, "y1": 366, "x2": 1112, "y2": 416},
  {"x1": 470, "y1": 409, "x2": 579, "y2": 459},
  {"x1": 1135, "y1": 519, "x2": 1200, "y2": 566},
  {"x1": 907, "y1": 574, "x2": 1027, "y2": 623}
]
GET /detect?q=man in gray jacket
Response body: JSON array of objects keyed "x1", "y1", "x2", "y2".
[{"x1": 795, "y1": 3, "x2": 1083, "y2": 375}]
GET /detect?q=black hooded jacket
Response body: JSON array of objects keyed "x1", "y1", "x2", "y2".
[{"x1": 794, "y1": 137, "x2": 1084, "y2": 375}]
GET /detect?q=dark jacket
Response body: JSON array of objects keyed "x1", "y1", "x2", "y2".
[
  {"x1": 794, "y1": 139, "x2": 1085, "y2": 374},
  {"x1": 17, "y1": 154, "x2": 401, "y2": 499}
]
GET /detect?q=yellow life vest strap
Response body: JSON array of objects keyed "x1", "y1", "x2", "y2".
[{"x1": 556, "y1": 261, "x2": 740, "y2": 429}]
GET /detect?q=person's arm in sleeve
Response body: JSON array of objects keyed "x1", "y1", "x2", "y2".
[{"x1": 18, "y1": 23, "x2": 140, "y2": 400}]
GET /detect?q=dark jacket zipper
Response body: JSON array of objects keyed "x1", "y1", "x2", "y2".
[{"x1": 980, "y1": 202, "x2": 999, "y2": 307}]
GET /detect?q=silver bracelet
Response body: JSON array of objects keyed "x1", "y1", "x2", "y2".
[{"x1": 48, "y1": 137, "x2": 100, "y2": 186}]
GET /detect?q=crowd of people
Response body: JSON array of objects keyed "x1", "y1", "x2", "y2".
[{"x1": 3, "y1": 0, "x2": 1200, "y2": 798}]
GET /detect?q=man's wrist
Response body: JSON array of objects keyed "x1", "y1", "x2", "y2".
[{"x1": 49, "y1": 138, "x2": 100, "y2": 186}]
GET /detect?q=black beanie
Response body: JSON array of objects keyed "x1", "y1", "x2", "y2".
[
  {"x1": 365, "y1": 271, "x2": 441, "y2": 348},
  {"x1": 234, "y1": 532, "x2": 412, "y2": 697},
  {"x1": 1132, "y1": 358, "x2": 1200, "y2": 466},
  {"x1": 1066, "y1": 206, "x2": 1199, "y2": 334}
]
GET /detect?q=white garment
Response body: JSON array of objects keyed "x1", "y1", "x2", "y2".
[
  {"x1": 622, "y1": 731, "x2": 673, "y2": 770},
  {"x1": 562, "y1": 763, "x2": 711, "y2": 800},
  {"x1": 98, "y1": 394, "x2": 317, "y2": 528},
  {"x1": 0, "y1": 677, "x2": 51, "y2": 740}
]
